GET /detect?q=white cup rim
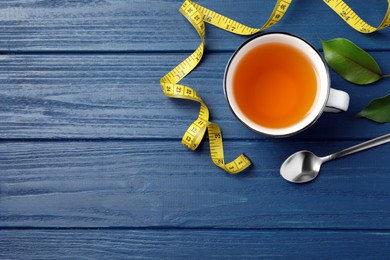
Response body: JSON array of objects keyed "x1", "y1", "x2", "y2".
[{"x1": 223, "y1": 32, "x2": 331, "y2": 137}]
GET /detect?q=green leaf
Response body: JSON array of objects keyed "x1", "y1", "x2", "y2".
[
  {"x1": 321, "y1": 38, "x2": 382, "y2": 85},
  {"x1": 356, "y1": 93, "x2": 390, "y2": 123}
]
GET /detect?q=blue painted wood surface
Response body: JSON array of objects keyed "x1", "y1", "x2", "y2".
[{"x1": 0, "y1": 0, "x2": 390, "y2": 258}]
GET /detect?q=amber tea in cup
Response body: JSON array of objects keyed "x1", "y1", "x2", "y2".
[{"x1": 224, "y1": 32, "x2": 349, "y2": 137}]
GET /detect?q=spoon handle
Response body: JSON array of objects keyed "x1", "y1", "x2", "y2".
[{"x1": 323, "y1": 133, "x2": 390, "y2": 162}]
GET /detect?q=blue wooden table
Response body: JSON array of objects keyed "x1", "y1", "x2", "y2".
[{"x1": 1, "y1": 0, "x2": 390, "y2": 258}]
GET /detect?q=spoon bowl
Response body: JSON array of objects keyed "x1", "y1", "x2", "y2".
[{"x1": 280, "y1": 151, "x2": 323, "y2": 183}]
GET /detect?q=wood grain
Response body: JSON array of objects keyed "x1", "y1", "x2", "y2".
[
  {"x1": 1, "y1": 140, "x2": 390, "y2": 228},
  {"x1": 0, "y1": 53, "x2": 389, "y2": 139},
  {"x1": 1, "y1": 229, "x2": 390, "y2": 259},
  {"x1": 0, "y1": 0, "x2": 388, "y2": 52}
]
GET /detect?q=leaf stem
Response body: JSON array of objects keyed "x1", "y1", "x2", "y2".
[{"x1": 382, "y1": 74, "x2": 390, "y2": 78}]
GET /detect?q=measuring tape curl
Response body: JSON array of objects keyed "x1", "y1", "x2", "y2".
[
  {"x1": 160, "y1": 0, "x2": 292, "y2": 174},
  {"x1": 160, "y1": 0, "x2": 390, "y2": 174},
  {"x1": 324, "y1": 0, "x2": 390, "y2": 33}
]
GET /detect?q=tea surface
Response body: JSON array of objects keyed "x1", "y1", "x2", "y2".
[{"x1": 233, "y1": 42, "x2": 318, "y2": 129}]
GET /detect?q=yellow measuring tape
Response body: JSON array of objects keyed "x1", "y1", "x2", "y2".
[
  {"x1": 159, "y1": 0, "x2": 390, "y2": 174},
  {"x1": 324, "y1": 0, "x2": 390, "y2": 33}
]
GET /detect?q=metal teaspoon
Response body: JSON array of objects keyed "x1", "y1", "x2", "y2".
[{"x1": 280, "y1": 133, "x2": 390, "y2": 183}]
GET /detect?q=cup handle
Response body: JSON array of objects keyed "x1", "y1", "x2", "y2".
[{"x1": 324, "y1": 88, "x2": 350, "y2": 113}]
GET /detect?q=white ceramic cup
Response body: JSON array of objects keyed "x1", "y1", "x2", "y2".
[{"x1": 224, "y1": 32, "x2": 350, "y2": 137}]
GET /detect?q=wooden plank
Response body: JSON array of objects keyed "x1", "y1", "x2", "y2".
[
  {"x1": 0, "y1": 53, "x2": 389, "y2": 139},
  {"x1": 1, "y1": 229, "x2": 390, "y2": 258},
  {"x1": 0, "y1": 0, "x2": 388, "y2": 52},
  {"x1": 1, "y1": 140, "x2": 390, "y2": 228}
]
